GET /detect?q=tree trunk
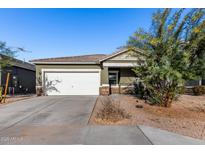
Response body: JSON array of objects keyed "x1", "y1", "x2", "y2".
[
  {"x1": 164, "y1": 99, "x2": 172, "y2": 107},
  {"x1": 163, "y1": 92, "x2": 173, "y2": 107}
]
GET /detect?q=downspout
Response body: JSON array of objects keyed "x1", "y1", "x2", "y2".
[{"x1": 199, "y1": 79, "x2": 202, "y2": 86}]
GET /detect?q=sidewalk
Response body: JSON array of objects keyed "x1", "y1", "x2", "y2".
[{"x1": 139, "y1": 125, "x2": 205, "y2": 145}]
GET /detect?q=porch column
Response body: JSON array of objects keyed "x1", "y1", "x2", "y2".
[
  {"x1": 101, "y1": 66, "x2": 109, "y2": 85},
  {"x1": 199, "y1": 79, "x2": 202, "y2": 86},
  {"x1": 100, "y1": 67, "x2": 109, "y2": 95}
]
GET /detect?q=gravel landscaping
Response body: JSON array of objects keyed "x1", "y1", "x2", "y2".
[{"x1": 89, "y1": 94, "x2": 205, "y2": 140}]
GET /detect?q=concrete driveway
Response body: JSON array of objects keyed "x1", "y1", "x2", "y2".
[
  {"x1": 0, "y1": 96, "x2": 204, "y2": 145},
  {"x1": 0, "y1": 96, "x2": 151, "y2": 145}
]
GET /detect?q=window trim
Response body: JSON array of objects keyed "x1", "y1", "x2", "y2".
[{"x1": 108, "y1": 70, "x2": 119, "y2": 86}]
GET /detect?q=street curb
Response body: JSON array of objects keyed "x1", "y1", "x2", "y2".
[
  {"x1": 87, "y1": 96, "x2": 99, "y2": 125},
  {"x1": 137, "y1": 125, "x2": 154, "y2": 145}
]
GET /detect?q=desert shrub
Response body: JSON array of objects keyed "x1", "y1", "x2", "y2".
[
  {"x1": 193, "y1": 86, "x2": 205, "y2": 95},
  {"x1": 173, "y1": 86, "x2": 185, "y2": 102},
  {"x1": 178, "y1": 86, "x2": 186, "y2": 94},
  {"x1": 96, "y1": 97, "x2": 131, "y2": 123},
  {"x1": 134, "y1": 82, "x2": 146, "y2": 99}
]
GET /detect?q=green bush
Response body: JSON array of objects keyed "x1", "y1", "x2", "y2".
[{"x1": 193, "y1": 86, "x2": 205, "y2": 95}]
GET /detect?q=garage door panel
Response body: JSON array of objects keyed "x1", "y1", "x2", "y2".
[{"x1": 44, "y1": 72, "x2": 100, "y2": 95}]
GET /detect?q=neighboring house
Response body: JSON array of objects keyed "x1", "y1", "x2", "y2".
[
  {"x1": 30, "y1": 48, "x2": 204, "y2": 96},
  {"x1": 0, "y1": 54, "x2": 36, "y2": 94}
]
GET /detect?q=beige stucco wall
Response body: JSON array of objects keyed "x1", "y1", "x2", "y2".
[
  {"x1": 119, "y1": 68, "x2": 136, "y2": 85},
  {"x1": 100, "y1": 67, "x2": 108, "y2": 85}
]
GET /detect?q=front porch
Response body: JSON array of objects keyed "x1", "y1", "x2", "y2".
[
  {"x1": 100, "y1": 67, "x2": 136, "y2": 95},
  {"x1": 98, "y1": 48, "x2": 140, "y2": 95}
]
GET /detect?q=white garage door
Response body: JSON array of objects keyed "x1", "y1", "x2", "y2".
[{"x1": 44, "y1": 71, "x2": 100, "y2": 95}]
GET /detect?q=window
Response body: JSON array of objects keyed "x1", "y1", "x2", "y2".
[{"x1": 109, "y1": 71, "x2": 118, "y2": 85}]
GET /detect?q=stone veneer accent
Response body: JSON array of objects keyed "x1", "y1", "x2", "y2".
[
  {"x1": 99, "y1": 86, "x2": 110, "y2": 95},
  {"x1": 36, "y1": 86, "x2": 43, "y2": 96},
  {"x1": 99, "y1": 86, "x2": 134, "y2": 95}
]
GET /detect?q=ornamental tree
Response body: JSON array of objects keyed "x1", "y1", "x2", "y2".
[
  {"x1": 0, "y1": 41, "x2": 25, "y2": 68},
  {"x1": 128, "y1": 9, "x2": 205, "y2": 107}
]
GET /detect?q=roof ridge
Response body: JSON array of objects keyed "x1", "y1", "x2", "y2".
[{"x1": 30, "y1": 53, "x2": 107, "y2": 62}]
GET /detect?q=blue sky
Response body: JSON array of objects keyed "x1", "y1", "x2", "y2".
[{"x1": 0, "y1": 9, "x2": 157, "y2": 61}]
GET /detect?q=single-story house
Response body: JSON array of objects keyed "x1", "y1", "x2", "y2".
[
  {"x1": 30, "y1": 48, "x2": 204, "y2": 96},
  {"x1": 30, "y1": 48, "x2": 139, "y2": 96},
  {"x1": 0, "y1": 54, "x2": 36, "y2": 94}
]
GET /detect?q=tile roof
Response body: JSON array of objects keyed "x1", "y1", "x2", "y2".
[
  {"x1": 30, "y1": 54, "x2": 107, "y2": 64},
  {"x1": 29, "y1": 48, "x2": 141, "y2": 64}
]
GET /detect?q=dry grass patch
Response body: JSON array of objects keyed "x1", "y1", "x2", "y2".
[
  {"x1": 94, "y1": 96, "x2": 131, "y2": 124},
  {"x1": 0, "y1": 95, "x2": 35, "y2": 105}
]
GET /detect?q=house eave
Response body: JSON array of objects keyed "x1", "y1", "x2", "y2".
[
  {"x1": 99, "y1": 47, "x2": 145, "y2": 63},
  {"x1": 102, "y1": 62, "x2": 137, "y2": 67},
  {"x1": 0, "y1": 54, "x2": 36, "y2": 71},
  {"x1": 99, "y1": 48, "x2": 129, "y2": 62}
]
